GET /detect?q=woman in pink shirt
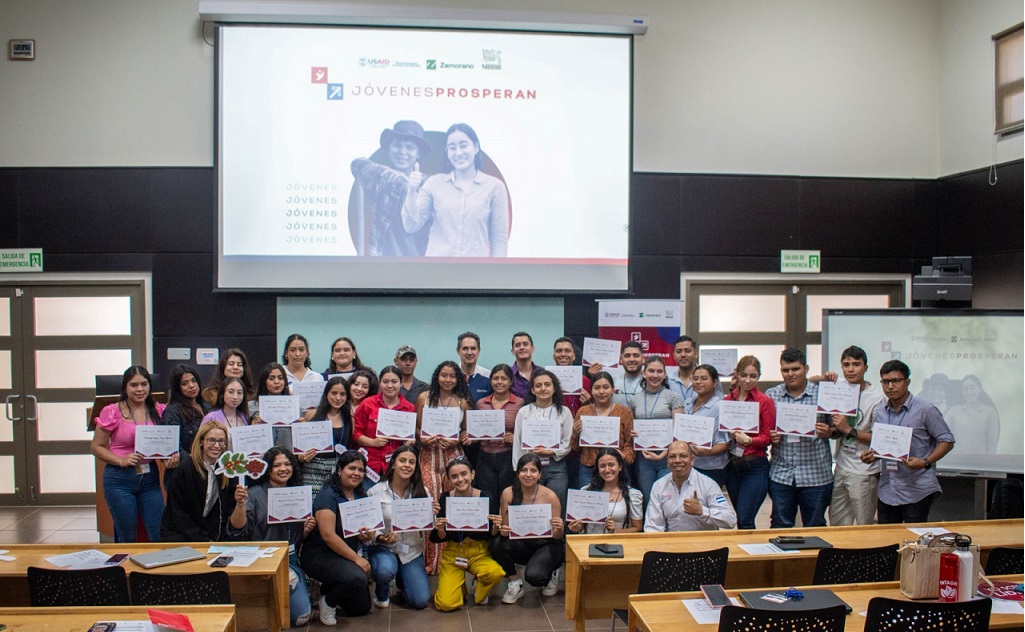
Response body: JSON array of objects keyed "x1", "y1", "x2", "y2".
[
  {"x1": 90, "y1": 366, "x2": 169, "y2": 542},
  {"x1": 352, "y1": 366, "x2": 415, "y2": 491}
]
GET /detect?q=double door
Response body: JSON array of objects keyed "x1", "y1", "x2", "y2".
[{"x1": 0, "y1": 282, "x2": 146, "y2": 505}]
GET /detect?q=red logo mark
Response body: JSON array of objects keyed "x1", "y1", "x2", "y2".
[{"x1": 311, "y1": 67, "x2": 328, "y2": 83}]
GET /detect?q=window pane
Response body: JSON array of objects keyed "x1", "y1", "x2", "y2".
[
  {"x1": 37, "y1": 402, "x2": 93, "y2": 442},
  {"x1": 0, "y1": 349, "x2": 11, "y2": 390},
  {"x1": 806, "y1": 294, "x2": 890, "y2": 332},
  {"x1": 35, "y1": 349, "x2": 133, "y2": 389},
  {"x1": 38, "y1": 454, "x2": 96, "y2": 494},
  {"x1": 807, "y1": 344, "x2": 823, "y2": 378},
  {"x1": 0, "y1": 297, "x2": 10, "y2": 336},
  {"x1": 34, "y1": 296, "x2": 132, "y2": 336},
  {"x1": 0, "y1": 411, "x2": 11, "y2": 442},
  {"x1": 701, "y1": 344, "x2": 786, "y2": 382},
  {"x1": 0, "y1": 456, "x2": 13, "y2": 493},
  {"x1": 699, "y1": 295, "x2": 786, "y2": 332}
]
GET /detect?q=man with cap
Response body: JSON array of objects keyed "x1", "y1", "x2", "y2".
[
  {"x1": 350, "y1": 120, "x2": 432, "y2": 257},
  {"x1": 395, "y1": 345, "x2": 429, "y2": 404}
]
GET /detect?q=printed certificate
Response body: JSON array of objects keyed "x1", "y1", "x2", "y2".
[
  {"x1": 291, "y1": 382, "x2": 325, "y2": 410},
  {"x1": 565, "y1": 489, "x2": 610, "y2": 524},
  {"x1": 508, "y1": 504, "x2": 553, "y2": 539},
  {"x1": 701, "y1": 348, "x2": 738, "y2": 378},
  {"x1": 134, "y1": 425, "x2": 179, "y2": 459},
  {"x1": 719, "y1": 400, "x2": 760, "y2": 433},
  {"x1": 391, "y1": 497, "x2": 435, "y2": 532},
  {"x1": 445, "y1": 495, "x2": 490, "y2": 531},
  {"x1": 229, "y1": 424, "x2": 275, "y2": 458},
  {"x1": 292, "y1": 420, "x2": 334, "y2": 453},
  {"x1": 775, "y1": 403, "x2": 818, "y2": 436},
  {"x1": 870, "y1": 423, "x2": 913, "y2": 460},
  {"x1": 633, "y1": 418, "x2": 673, "y2": 450},
  {"x1": 521, "y1": 417, "x2": 561, "y2": 450},
  {"x1": 420, "y1": 406, "x2": 462, "y2": 439},
  {"x1": 339, "y1": 496, "x2": 385, "y2": 538},
  {"x1": 465, "y1": 409, "x2": 505, "y2": 440},
  {"x1": 816, "y1": 380, "x2": 861, "y2": 416},
  {"x1": 582, "y1": 337, "x2": 621, "y2": 367},
  {"x1": 546, "y1": 365, "x2": 583, "y2": 393},
  {"x1": 673, "y1": 413, "x2": 716, "y2": 447},
  {"x1": 376, "y1": 409, "x2": 417, "y2": 441},
  {"x1": 258, "y1": 395, "x2": 300, "y2": 424},
  {"x1": 267, "y1": 485, "x2": 313, "y2": 523},
  {"x1": 579, "y1": 416, "x2": 620, "y2": 448}
]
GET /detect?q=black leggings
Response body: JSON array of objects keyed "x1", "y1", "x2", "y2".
[
  {"x1": 491, "y1": 537, "x2": 565, "y2": 587},
  {"x1": 299, "y1": 540, "x2": 372, "y2": 617}
]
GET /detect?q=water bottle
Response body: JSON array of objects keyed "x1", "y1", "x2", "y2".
[
  {"x1": 938, "y1": 552, "x2": 959, "y2": 602},
  {"x1": 954, "y1": 535, "x2": 975, "y2": 601}
]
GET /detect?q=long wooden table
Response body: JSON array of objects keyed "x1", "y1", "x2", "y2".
[
  {"x1": 565, "y1": 519, "x2": 1024, "y2": 632},
  {"x1": 0, "y1": 542, "x2": 288, "y2": 632},
  {"x1": 0, "y1": 604, "x2": 236, "y2": 632},
  {"x1": 627, "y1": 576, "x2": 1025, "y2": 632}
]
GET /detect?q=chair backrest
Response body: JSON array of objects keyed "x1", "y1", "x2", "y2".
[
  {"x1": 129, "y1": 570, "x2": 232, "y2": 605},
  {"x1": 636, "y1": 548, "x2": 729, "y2": 595},
  {"x1": 26, "y1": 565, "x2": 130, "y2": 607},
  {"x1": 985, "y1": 546, "x2": 1024, "y2": 575},
  {"x1": 717, "y1": 604, "x2": 847, "y2": 632},
  {"x1": 811, "y1": 544, "x2": 899, "y2": 585},
  {"x1": 865, "y1": 596, "x2": 992, "y2": 631}
]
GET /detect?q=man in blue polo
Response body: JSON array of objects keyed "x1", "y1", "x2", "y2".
[
  {"x1": 861, "y1": 360, "x2": 955, "y2": 523},
  {"x1": 457, "y1": 331, "x2": 491, "y2": 404}
]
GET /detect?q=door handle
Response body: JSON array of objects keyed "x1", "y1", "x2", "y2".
[
  {"x1": 25, "y1": 394, "x2": 38, "y2": 422},
  {"x1": 4, "y1": 394, "x2": 20, "y2": 422}
]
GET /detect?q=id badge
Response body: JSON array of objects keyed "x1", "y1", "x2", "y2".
[
  {"x1": 842, "y1": 443, "x2": 857, "y2": 455},
  {"x1": 135, "y1": 463, "x2": 150, "y2": 474},
  {"x1": 785, "y1": 435, "x2": 800, "y2": 443},
  {"x1": 885, "y1": 460, "x2": 899, "y2": 472},
  {"x1": 365, "y1": 467, "x2": 381, "y2": 483},
  {"x1": 731, "y1": 445, "x2": 745, "y2": 457},
  {"x1": 455, "y1": 556, "x2": 469, "y2": 569},
  {"x1": 540, "y1": 457, "x2": 551, "y2": 467},
  {"x1": 396, "y1": 542, "x2": 410, "y2": 556}
]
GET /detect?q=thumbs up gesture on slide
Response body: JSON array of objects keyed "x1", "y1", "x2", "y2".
[
  {"x1": 683, "y1": 490, "x2": 703, "y2": 515},
  {"x1": 407, "y1": 161, "x2": 424, "y2": 190}
]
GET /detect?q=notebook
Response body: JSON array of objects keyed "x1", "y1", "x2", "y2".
[
  {"x1": 129, "y1": 546, "x2": 207, "y2": 569},
  {"x1": 739, "y1": 589, "x2": 852, "y2": 614}
]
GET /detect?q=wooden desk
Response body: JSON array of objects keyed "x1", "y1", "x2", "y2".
[
  {"x1": 565, "y1": 518, "x2": 1024, "y2": 632},
  {"x1": 0, "y1": 542, "x2": 288, "y2": 632},
  {"x1": 627, "y1": 576, "x2": 1025, "y2": 632},
  {"x1": 0, "y1": 604, "x2": 236, "y2": 632}
]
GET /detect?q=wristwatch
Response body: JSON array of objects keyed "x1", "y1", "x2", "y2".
[
  {"x1": 847, "y1": 427, "x2": 858, "y2": 440},
  {"x1": 923, "y1": 457, "x2": 932, "y2": 470}
]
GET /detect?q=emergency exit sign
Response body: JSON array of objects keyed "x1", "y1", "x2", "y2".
[{"x1": 780, "y1": 250, "x2": 820, "y2": 273}]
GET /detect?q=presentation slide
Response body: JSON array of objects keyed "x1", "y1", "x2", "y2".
[
  {"x1": 217, "y1": 25, "x2": 631, "y2": 291},
  {"x1": 823, "y1": 309, "x2": 1023, "y2": 474}
]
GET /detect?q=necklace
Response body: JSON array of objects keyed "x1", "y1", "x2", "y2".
[{"x1": 593, "y1": 402, "x2": 613, "y2": 417}]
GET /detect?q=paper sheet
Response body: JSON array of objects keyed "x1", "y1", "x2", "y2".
[
  {"x1": 682, "y1": 597, "x2": 741, "y2": 624},
  {"x1": 738, "y1": 543, "x2": 788, "y2": 555}
]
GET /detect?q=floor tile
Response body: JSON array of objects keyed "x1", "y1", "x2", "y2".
[
  {"x1": 9, "y1": 513, "x2": 79, "y2": 531},
  {"x1": 41, "y1": 529, "x2": 101, "y2": 544},
  {"x1": 468, "y1": 592, "x2": 552, "y2": 632},
  {"x1": 393, "y1": 604, "x2": 471, "y2": 632},
  {"x1": 62, "y1": 516, "x2": 98, "y2": 531},
  {"x1": 0, "y1": 529, "x2": 53, "y2": 544}
]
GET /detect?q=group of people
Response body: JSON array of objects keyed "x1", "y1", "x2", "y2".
[{"x1": 90, "y1": 330, "x2": 957, "y2": 626}]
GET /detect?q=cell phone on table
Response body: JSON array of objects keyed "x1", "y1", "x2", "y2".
[
  {"x1": 210, "y1": 555, "x2": 233, "y2": 568},
  {"x1": 773, "y1": 536, "x2": 805, "y2": 544},
  {"x1": 104, "y1": 553, "x2": 130, "y2": 565},
  {"x1": 701, "y1": 584, "x2": 730, "y2": 608},
  {"x1": 87, "y1": 623, "x2": 116, "y2": 632},
  {"x1": 593, "y1": 544, "x2": 619, "y2": 555}
]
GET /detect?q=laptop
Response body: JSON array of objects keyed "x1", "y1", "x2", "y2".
[
  {"x1": 739, "y1": 589, "x2": 853, "y2": 614},
  {"x1": 129, "y1": 546, "x2": 207, "y2": 569}
]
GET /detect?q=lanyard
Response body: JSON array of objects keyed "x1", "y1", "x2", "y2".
[{"x1": 642, "y1": 388, "x2": 663, "y2": 419}]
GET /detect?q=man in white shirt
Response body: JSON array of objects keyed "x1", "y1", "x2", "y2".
[{"x1": 644, "y1": 441, "x2": 737, "y2": 532}]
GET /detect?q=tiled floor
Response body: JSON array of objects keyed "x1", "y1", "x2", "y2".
[{"x1": 1, "y1": 503, "x2": 774, "y2": 631}]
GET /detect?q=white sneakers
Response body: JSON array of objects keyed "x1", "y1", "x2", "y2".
[
  {"x1": 373, "y1": 596, "x2": 391, "y2": 609},
  {"x1": 542, "y1": 568, "x2": 560, "y2": 597},
  {"x1": 502, "y1": 579, "x2": 525, "y2": 604},
  {"x1": 318, "y1": 595, "x2": 337, "y2": 626}
]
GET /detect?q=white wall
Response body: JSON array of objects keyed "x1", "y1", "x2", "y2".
[
  {"x1": 0, "y1": 0, "x2": 1020, "y2": 176},
  {"x1": 938, "y1": 0, "x2": 1024, "y2": 176}
]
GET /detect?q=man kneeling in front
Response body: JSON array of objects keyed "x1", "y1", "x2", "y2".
[{"x1": 644, "y1": 440, "x2": 737, "y2": 532}]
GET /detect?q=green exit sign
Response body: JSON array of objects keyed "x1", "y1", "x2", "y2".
[{"x1": 780, "y1": 250, "x2": 820, "y2": 273}]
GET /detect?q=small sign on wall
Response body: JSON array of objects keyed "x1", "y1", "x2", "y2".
[
  {"x1": 9, "y1": 39, "x2": 35, "y2": 60},
  {"x1": 781, "y1": 250, "x2": 821, "y2": 274},
  {"x1": 0, "y1": 249, "x2": 43, "y2": 272}
]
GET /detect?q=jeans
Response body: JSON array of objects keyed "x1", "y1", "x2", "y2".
[
  {"x1": 725, "y1": 457, "x2": 770, "y2": 530},
  {"x1": 636, "y1": 454, "x2": 669, "y2": 503},
  {"x1": 768, "y1": 479, "x2": 832, "y2": 528},
  {"x1": 539, "y1": 458, "x2": 568, "y2": 516},
  {"x1": 577, "y1": 464, "x2": 594, "y2": 489},
  {"x1": 288, "y1": 554, "x2": 312, "y2": 626},
  {"x1": 877, "y1": 491, "x2": 940, "y2": 524},
  {"x1": 367, "y1": 547, "x2": 430, "y2": 609},
  {"x1": 103, "y1": 464, "x2": 164, "y2": 543}
]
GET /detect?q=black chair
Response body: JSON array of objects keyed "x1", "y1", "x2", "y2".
[
  {"x1": 26, "y1": 565, "x2": 130, "y2": 607},
  {"x1": 717, "y1": 604, "x2": 847, "y2": 631},
  {"x1": 611, "y1": 548, "x2": 729, "y2": 630},
  {"x1": 865, "y1": 596, "x2": 992, "y2": 631},
  {"x1": 985, "y1": 546, "x2": 1024, "y2": 575},
  {"x1": 811, "y1": 544, "x2": 899, "y2": 585},
  {"x1": 129, "y1": 570, "x2": 232, "y2": 605}
]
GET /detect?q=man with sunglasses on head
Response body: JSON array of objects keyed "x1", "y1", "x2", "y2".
[{"x1": 861, "y1": 360, "x2": 955, "y2": 524}]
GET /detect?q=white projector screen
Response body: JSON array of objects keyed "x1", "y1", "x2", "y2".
[
  {"x1": 216, "y1": 24, "x2": 632, "y2": 291},
  {"x1": 823, "y1": 309, "x2": 1024, "y2": 475}
]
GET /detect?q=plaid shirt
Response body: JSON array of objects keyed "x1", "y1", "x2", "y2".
[{"x1": 765, "y1": 382, "x2": 833, "y2": 487}]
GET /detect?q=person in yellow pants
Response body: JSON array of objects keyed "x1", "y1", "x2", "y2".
[{"x1": 431, "y1": 456, "x2": 505, "y2": 611}]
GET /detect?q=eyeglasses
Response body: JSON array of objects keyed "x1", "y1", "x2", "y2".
[
  {"x1": 880, "y1": 378, "x2": 907, "y2": 386},
  {"x1": 447, "y1": 456, "x2": 471, "y2": 468},
  {"x1": 204, "y1": 438, "x2": 228, "y2": 446}
]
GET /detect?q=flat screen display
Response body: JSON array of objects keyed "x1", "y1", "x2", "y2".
[{"x1": 216, "y1": 24, "x2": 632, "y2": 291}]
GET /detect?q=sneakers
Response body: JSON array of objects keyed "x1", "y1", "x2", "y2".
[
  {"x1": 477, "y1": 594, "x2": 490, "y2": 606},
  {"x1": 541, "y1": 569, "x2": 560, "y2": 597},
  {"x1": 373, "y1": 596, "x2": 391, "y2": 609},
  {"x1": 318, "y1": 595, "x2": 337, "y2": 626},
  {"x1": 501, "y1": 579, "x2": 525, "y2": 604}
]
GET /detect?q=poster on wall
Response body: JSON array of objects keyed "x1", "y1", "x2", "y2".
[{"x1": 596, "y1": 300, "x2": 681, "y2": 365}]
